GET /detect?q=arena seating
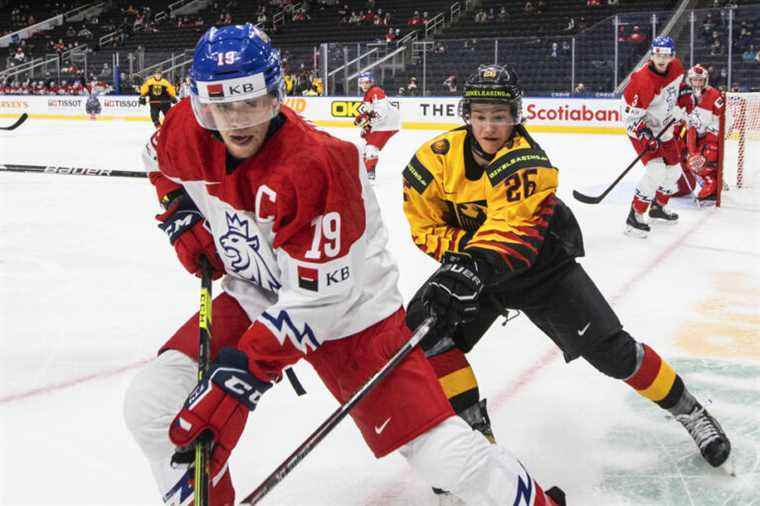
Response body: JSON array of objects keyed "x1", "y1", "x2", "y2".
[{"x1": 2, "y1": 0, "x2": 758, "y2": 95}]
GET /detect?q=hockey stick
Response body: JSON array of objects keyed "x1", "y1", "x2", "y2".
[
  {"x1": 0, "y1": 163, "x2": 147, "y2": 178},
  {"x1": 572, "y1": 118, "x2": 676, "y2": 205},
  {"x1": 194, "y1": 257, "x2": 213, "y2": 506},
  {"x1": 0, "y1": 113, "x2": 28, "y2": 131},
  {"x1": 239, "y1": 316, "x2": 437, "y2": 505}
]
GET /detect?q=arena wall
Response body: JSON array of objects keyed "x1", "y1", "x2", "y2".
[{"x1": 0, "y1": 95, "x2": 626, "y2": 134}]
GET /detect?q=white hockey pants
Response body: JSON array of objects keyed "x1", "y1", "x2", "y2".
[{"x1": 125, "y1": 350, "x2": 545, "y2": 505}]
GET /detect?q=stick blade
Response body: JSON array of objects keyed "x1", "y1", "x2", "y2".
[
  {"x1": 572, "y1": 189, "x2": 603, "y2": 204},
  {"x1": 1, "y1": 113, "x2": 28, "y2": 131}
]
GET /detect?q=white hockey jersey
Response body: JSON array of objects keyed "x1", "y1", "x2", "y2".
[
  {"x1": 360, "y1": 85, "x2": 401, "y2": 132},
  {"x1": 145, "y1": 100, "x2": 403, "y2": 380}
]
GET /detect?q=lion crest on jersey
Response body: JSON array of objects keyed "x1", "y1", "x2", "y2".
[{"x1": 220, "y1": 212, "x2": 282, "y2": 291}]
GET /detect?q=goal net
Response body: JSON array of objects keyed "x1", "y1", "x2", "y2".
[{"x1": 719, "y1": 92, "x2": 760, "y2": 210}]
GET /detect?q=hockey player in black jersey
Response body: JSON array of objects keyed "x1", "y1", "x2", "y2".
[{"x1": 403, "y1": 65, "x2": 732, "y2": 497}]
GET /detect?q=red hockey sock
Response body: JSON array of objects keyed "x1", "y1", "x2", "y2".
[
  {"x1": 654, "y1": 191, "x2": 670, "y2": 206},
  {"x1": 624, "y1": 343, "x2": 683, "y2": 409},
  {"x1": 631, "y1": 196, "x2": 649, "y2": 215},
  {"x1": 364, "y1": 158, "x2": 378, "y2": 172}
]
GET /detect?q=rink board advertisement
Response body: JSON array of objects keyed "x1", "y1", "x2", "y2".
[{"x1": 0, "y1": 95, "x2": 625, "y2": 134}]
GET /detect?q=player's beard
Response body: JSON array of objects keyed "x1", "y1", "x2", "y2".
[{"x1": 219, "y1": 121, "x2": 270, "y2": 159}]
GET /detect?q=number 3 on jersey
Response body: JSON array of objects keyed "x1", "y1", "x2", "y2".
[{"x1": 305, "y1": 212, "x2": 341, "y2": 259}]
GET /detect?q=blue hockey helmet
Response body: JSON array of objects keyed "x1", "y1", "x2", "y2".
[
  {"x1": 189, "y1": 23, "x2": 285, "y2": 131},
  {"x1": 651, "y1": 36, "x2": 676, "y2": 56}
]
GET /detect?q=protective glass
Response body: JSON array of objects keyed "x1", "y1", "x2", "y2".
[
  {"x1": 461, "y1": 101, "x2": 520, "y2": 126},
  {"x1": 191, "y1": 93, "x2": 281, "y2": 131}
]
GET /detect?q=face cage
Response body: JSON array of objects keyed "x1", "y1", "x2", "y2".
[
  {"x1": 190, "y1": 79, "x2": 286, "y2": 131},
  {"x1": 458, "y1": 97, "x2": 523, "y2": 126}
]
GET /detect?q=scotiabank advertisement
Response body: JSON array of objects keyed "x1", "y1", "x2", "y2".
[{"x1": 0, "y1": 95, "x2": 625, "y2": 133}]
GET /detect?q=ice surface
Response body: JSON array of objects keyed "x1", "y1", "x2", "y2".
[{"x1": 1, "y1": 119, "x2": 758, "y2": 505}]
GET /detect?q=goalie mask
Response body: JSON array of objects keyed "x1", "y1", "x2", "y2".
[
  {"x1": 687, "y1": 64, "x2": 709, "y2": 95},
  {"x1": 189, "y1": 23, "x2": 285, "y2": 131},
  {"x1": 459, "y1": 64, "x2": 524, "y2": 126}
]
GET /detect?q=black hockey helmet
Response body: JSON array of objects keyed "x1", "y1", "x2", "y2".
[{"x1": 459, "y1": 64, "x2": 524, "y2": 124}]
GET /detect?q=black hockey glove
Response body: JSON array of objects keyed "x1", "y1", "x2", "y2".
[
  {"x1": 138, "y1": 96, "x2": 147, "y2": 105},
  {"x1": 422, "y1": 252, "x2": 484, "y2": 333}
]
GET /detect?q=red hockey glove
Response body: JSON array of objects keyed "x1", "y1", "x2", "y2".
[
  {"x1": 156, "y1": 190, "x2": 224, "y2": 279},
  {"x1": 635, "y1": 123, "x2": 660, "y2": 152},
  {"x1": 687, "y1": 153, "x2": 706, "y2": 173},
  {"x1": 169, "y1": 348, "x2": 273, "y2": 477}
]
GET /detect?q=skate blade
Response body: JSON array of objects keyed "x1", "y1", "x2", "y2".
[
  {"x1": 719, "y1": 455, "x2": 737, "y2": 477},
  {"x1": 624, "y1": 226, "x2": 648, "y2": 239},
  {"x1": 649, "y1": 217, "x2": 679, "y2": 225}
]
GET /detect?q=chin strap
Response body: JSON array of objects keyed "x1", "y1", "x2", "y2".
[{"x1": 471, "y1": 137, "x2": 496, "y2": 162}]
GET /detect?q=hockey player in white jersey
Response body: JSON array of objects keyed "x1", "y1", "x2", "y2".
[
  {"x1": 123, "y1": 23, "x2": 567, "y2": 506},
  {"x1": 354, "y1": 72, "x2": 401, "y2": 180}
]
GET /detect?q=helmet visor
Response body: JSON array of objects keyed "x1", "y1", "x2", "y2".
[{"x1": 190, "y1": 73, "x2": 284, "y2": 130}]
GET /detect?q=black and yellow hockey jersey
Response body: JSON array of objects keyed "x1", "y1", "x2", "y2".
[
  {"x1": 140, "y1": 77, "x2": 177, "y2": 104},
  {"x1": 403, "y1": 124, "x2": 582, "y2": 283}
]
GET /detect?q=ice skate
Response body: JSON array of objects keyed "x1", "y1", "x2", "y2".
[
  {"x1": 676, "y1": 402, "x2": 732, "y2": 470},
  {"x1": 648, "y1": 202, "x2": 678, "y2": 223},
  {"x1": 625, "y1": 208, "x2": 650, "y2": 238}
]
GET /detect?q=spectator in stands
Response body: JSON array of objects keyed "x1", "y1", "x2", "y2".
[
  {"x1": 383, "y1": 12, "x2": 391, "y2": 26},
  {"x1": 710, "y1": 38, "x2": 724, "y2": 56},
  {"x1": 742, "y1": 45, "x2": 756, "y2": 63},
  {"x1": 474, "y1": 9, "x2": 487, "y2": 23},
  {"x1": 435, "y1": 41, "x2": 447, "y2": 55},
  {"x1": 524, "y1": 1, "x2": 535, "y2": 14},
  {"x1": 628, "y1": 25, "x2": 647, "y2": 46},
  {"x1": 338, "y1": 4, "x2": 349, "y2": 17},
  {"x1": 551, "y1": 42, "x2": 558, "y2": 58},
  {"x1": 257, "y1": 10, "x2": 268, "y2": 25},
  {"x1": 67, "y1": 25, "x2": 77, "y2": 38},
  {"x1": 486, "y1": 8, "x2": 496, "y2": 21},
  {"x1": 408, "y1": 11, "x2": 423, "y2": 26},
  {"x1": 13, "y1": 47, "x2": 26, "y2": 63},
  {"x1": 735, "y1": 26, "x2": 753, "y2": 53},
  {"x1": 100, "y1": 62, "x2": 111, "y2": 77},
  {"x1": 292, "y1": 7, "x2": 310, "y2": 22},
  {"x1": 397, "y1": 86, "x2": 406, "y2": 96},
  {"x1": 587, "y1": 0, "x2": 600, "y2": 6},
  {"x1": 385, "y1": 27, "x2": 397, "y2": 42},
  {"x1": 563, "y1": 17, "x2": 575, "y2": 32},
  {"x1": 78, "y1": 25, "x2": 93, "y2": 39},
  {"x1": 407, "y1": 76, "x2": 418, "y2": 96},
  {"x1": 125, "y1": 4, "x2": 139, "y2": 16},
  {"x1": 574, "y1": 82, "x2": 587, "y2": 95},
  {"x1": 498, "y1": 6, "x2": 508, "y2": 21},
  {"x1": 701, "y1": 15, "x2": 716, "y2": 44},
  {"x1": 349, "y1": 11, "x2": 361, "y2": 23},
  {"x1": 442, "y1": 74, "x2": 457, "y2": 94}
]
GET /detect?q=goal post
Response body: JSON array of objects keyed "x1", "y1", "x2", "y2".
[{"x1": 718, "y1": 92, "x2": 760, "y2": 210}]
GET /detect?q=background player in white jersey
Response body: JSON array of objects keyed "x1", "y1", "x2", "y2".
[
  {"x1": 623, "y1": 36, "x2": 694, "y2": 238},
  {"x1": 684, "y1": 64, "x2": 724, "y2": 203},
  {"x1": 123, "y1": 24, "x2": 565, "y2": 506},
  {"x1": 354, "y1": 72, "x2": 401, "y2": 180}
]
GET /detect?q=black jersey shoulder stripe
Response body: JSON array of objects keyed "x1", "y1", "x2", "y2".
[
  {"x1": 402, "y1": 154, "x2": 435, "y2": 193},
  {"x1": 486, "y1": 148, "x2": 554, "y2": 186}
]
